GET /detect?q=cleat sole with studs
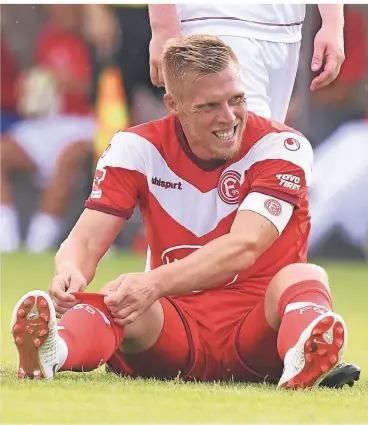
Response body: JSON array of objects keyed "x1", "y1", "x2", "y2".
[
  {"x1": 11, "y1": 295, "x2": 50, "y2": 379},
  {"x1": 280, "y1": 314, "x2": 346, "y2": 389}
]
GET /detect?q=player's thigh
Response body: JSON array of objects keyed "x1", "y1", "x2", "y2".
[
  {"x1": 217, "y1": 36, "x2": 271, "y2": 119},
  {"x1": 266, "y1": 41, "x2": 301, "y2": 123},
  {"x1": 224, "y1": 299, "x2": 283, "y2": 383},
  {"x1": 107, "y1": 297, "x2": 204, "y2": 380}
]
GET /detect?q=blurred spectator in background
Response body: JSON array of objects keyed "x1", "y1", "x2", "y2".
[
  {"x1": 83, "y1": 4, "x2": 165, "y2": 126},
  {"x1": 290, "y1": 5, "x2": 367, "y2": 146},
  {"x1": 292, "y1": 5, "x2": 368, "y2": 257},
  {"x1": 0, "y1": 5, "x2": 95, "y2": 253},
  {"x1": 308, "y1": 117, "x2": 368, "y2": 257},
  {"x1": 0, "y1": 35, "x2": 21, "y2": 133}
]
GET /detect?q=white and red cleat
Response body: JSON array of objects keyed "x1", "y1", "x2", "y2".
[
  {"x1": 10, "y1": 290, "x2": 68, "y2": 379},
  {"x1": 278, "y1": 312, "x2": 347, "y2": 389}
]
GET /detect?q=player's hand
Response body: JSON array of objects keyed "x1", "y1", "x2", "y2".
[
  {"x1": 149, "y1": 31, "x2": 180, "y2": 87},
  {"x1": 101, "y1": 273, "x2": 160, "y2": 326},
  {"x1": 49, "y1": 270, "x2": 88, "y2": 318},
  {"x1": 310, "y1": 23, "x2": 345, "y2": 91}
]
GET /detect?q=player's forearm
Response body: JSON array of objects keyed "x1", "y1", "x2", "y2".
[
  {"x1": 148, "y1": 4, "x2": 181, "y2": 36},
  {"x1": 55, "y1": 236, "x2": 98, "y2": 284},
  {"x1": 150, "y1": 234, "x2": 257, "y2": 296},
  {"x1": 318, "y1": 4, "x2": 344, "y2": 27}
]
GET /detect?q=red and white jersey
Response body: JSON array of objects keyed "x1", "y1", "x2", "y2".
[
  {"x1": 86, "y1": 113, "x2": 313, "y2": 297},
  {"x1": 177, "y1": 4, "x2": 306, "y2": 43}
]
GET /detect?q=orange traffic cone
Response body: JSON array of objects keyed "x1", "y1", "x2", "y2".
[{"x1": 93, "y1": 66, "x2": 130, "y2": 164}]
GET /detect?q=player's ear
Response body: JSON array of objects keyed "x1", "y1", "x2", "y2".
[{"x1": 164, "y1": 93, "x2": 180, "y2": 116}]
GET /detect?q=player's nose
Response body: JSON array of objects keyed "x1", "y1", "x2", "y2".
[{"x1": 218, "y1": 104, "x2": 236, "y2": 125}]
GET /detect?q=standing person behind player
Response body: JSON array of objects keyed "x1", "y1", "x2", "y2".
[
  {"x1": 148, "y1": 3, "x2": 358, "y2": 384},
  {"x1": 149, "y1": 4, "x2": 345, "y2": 123},
  {"x1": 12, "y1": 36, "x2": 349, "y2": 389}
]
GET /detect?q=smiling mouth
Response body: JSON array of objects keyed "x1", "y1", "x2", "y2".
[{"x1": 213, "y1": 125, "x2": 238, "y2": 141}]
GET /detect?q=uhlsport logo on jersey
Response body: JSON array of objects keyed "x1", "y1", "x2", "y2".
[
  {"x1": 91, "y1": 167, "x2": 106, "y2": 199},
  {"x1": 218, "y1": 170, "x2": 241, "y2": 205},
  {"x1": 162, "y1": 245, "x2": 238, "y2": 289},
  {"x1": 284, "y1": 137, "x2": 300, "y2": 151},
  {"x1": 152, "y1": 177, "x2": 182, "y2": 190}
]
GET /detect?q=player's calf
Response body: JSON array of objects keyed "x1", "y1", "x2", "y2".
[{"x1": 264, "y1": 263, "x2": 347, "y2": 389}]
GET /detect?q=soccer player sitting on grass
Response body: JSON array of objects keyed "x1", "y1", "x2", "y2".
[{"x1": 12, "y1": 35, "x2": 349, "y2": 389}]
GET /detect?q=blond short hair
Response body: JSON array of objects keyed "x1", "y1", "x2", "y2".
[{"x1": 161, "y1": 35, "x2": 238, "y2": 95}]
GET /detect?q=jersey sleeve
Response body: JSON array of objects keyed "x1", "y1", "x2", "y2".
[
  {"x1": 240, "y1": 131, "x2": 313, "y2": 208},
  {"x1": 85, "y1": 131, "x2": 147, "y2": 219}
]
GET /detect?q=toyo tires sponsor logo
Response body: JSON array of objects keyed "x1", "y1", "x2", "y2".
[{"x1": 276, "y1": 173, "x2": 301, "y2": 190}]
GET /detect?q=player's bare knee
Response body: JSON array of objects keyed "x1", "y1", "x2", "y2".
[
  {"x1": 270, "y1": 263, "x2": 329, "y2": 295},
  {"x1": 267, "y1": 262, "x2": 329, "y2": 300}
]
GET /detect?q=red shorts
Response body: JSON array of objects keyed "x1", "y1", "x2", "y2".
[{"x1": 106, "y1": 288, "x2": 283, "y2": 383}]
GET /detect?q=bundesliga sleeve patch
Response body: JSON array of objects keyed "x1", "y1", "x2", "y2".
[{"x1": 238, "y1": 192, "x2": 293, "y2": 235}]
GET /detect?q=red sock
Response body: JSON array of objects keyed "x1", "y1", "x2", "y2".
[
  {"x1": 58, "y1": 293, "x2": 124, "y2": 372},
  {"x1": 277, "y1": 280, "x2": 332, "y2": 360}
]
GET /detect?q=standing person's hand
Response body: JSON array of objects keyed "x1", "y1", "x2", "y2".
[
  {"x1": 310, "y1": 23, "x2": 345, "y2": 91},
  {"x1": 149, "y1": 31, "x2": 180, "y2": 87}
]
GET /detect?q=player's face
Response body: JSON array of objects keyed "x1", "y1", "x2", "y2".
[{"x1": 178, "y1": 64, "x2": 247, "y2": 161}]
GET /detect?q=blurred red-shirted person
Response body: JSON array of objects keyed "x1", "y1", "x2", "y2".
[
  {"x1": 0, "y1": 5, "x2": 96, "y2": 253},
  {"x1": 0, "y1": 35, "x2": 21, "y2": 132}
]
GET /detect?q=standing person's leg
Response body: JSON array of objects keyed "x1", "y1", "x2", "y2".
[
  {"x1": 217, "y1": 36, "x2": 272, "y2": 120},
  {"x1": 265, "y1": 41, "x2": 301, "y2": 123}
]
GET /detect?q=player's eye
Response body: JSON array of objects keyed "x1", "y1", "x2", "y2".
[
  {"x1": 230, "y1": 95, "x2": 245, "y2": 104},
  {"x1": 201, "y1": 103, "x2": 217, "y2": 110}
]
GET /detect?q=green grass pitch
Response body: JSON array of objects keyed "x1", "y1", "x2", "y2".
[{"x1": 1, "y1": 252, "x2": 367, "y2": 424}]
